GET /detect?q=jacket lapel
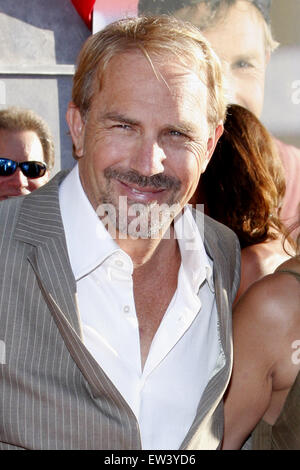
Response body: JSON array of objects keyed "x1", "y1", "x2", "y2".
[
  {"x1": 13, "y1": 173, "x2": 142, "y2": 428},
  {"x1": 11, "y1": 174, "x2": 142, "y2": 448},
  {"x1": 14, "y1": 171, "x2": 81, "y2": 335},
  {"x1": 180, "y1": 215, "x2": 233, "y2": 449}
]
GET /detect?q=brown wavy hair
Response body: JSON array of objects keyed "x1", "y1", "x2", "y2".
[{"x1": 200, "y1": 104, "x2": 286, "y2": 248}]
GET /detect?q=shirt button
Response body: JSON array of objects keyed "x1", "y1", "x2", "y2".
[
  {"x1": 123, "y1": 305, "x2": 130, "y2": 313},
  {"x1": 115, "y1": 259, "x2": 124, "y2": 267}
]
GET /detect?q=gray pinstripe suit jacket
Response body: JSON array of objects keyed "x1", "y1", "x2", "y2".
[{"x1": 0, "y1": 171, "x2": 240, "y2": 450}]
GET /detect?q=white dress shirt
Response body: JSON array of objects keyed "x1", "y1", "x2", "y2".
[{"x1": 59, "y1": 164, "x2": 220, "y2": 450}]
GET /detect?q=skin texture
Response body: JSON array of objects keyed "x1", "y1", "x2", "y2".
[
  {"x1": 0, "y1": 129, "x2": 49, "y2": 200},
  {"x1": 223, "y1": 256, "x2": 300, "y2": 449},
  {"x1": 234, "y1": 237, "x2": 292, "y2": 305}
]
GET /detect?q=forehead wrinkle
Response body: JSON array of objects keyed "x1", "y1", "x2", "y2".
[
  {"x1": 89, "y1": 53, "x2": 209, "y2": 136},
  {"x1": 101, "y1": 112, "x2": 140, "y2": 127},
  {"x1": 101, "y1": 109, "x2": 200, "y2": 138},
  {"x1": 169, "y1": 121, "x2": 200, "y2": 136}
]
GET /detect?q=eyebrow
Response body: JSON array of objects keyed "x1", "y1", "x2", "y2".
[
  {"x1": 168, "y1": 123, "x2": 197, "y2": 136},
  {"x1": 101, "y1": 112, "x2": 140, "y2": 127},
  {"x1": 231, "y1": 53, "x2": 261, "y2": 63},
  {"x1": 101, "y1": 112, "x2": 199, "y2": 136}
]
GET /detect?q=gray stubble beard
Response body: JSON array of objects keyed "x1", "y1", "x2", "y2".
[{"x1": 96, "y1": 168, "x2": 183, "y2": 239}]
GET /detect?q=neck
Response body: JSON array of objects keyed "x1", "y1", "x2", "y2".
[{"x1": 115, "y1": 224, "x2": 177, "y2": 269}]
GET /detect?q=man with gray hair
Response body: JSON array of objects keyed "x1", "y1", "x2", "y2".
[
  {"x1": 0, "y1": 15, "x2": 240, "y2": 450},
  {"x1": 139, "y1": 0, "x2": 300, "y2": 234}
]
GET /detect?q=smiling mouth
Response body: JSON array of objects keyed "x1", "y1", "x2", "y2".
[
  {"x1": 104, "y1": 167, "x2": 181, "y2": 204},
  {"x1": 115, "y1": 179, "x2": 167, "y2": 203},
  {"x1": 118, "y1": 180, "x2": 166, "y2": 194}
]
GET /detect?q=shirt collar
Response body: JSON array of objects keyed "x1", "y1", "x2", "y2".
[
  {"x1": 59, "y1": 165, "x2": 214, "y2": 291},
  {"x1": 59, "y1": 164, "x2": 120, "y2": 281}
]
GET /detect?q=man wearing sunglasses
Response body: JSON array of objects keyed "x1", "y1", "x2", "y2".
[{"x1": 0, "y1": 107, "x2": 54, "y2": 200}]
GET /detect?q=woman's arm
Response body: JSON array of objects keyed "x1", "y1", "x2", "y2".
[{"x1": 223, "y1": 273, "x2": 300, "y2": 449}]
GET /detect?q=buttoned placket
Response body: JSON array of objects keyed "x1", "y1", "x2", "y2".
[{"x1": 91, "y1": 249, "x2": 205, "y2": 411}]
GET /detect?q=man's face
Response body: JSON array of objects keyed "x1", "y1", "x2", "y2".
[
  {"x1": 67, "y1": 51, "x2": 222, "y2": 237},
  {"x1": 0, "y1": 129, "x2": 49, "y2": 201},
  {"x1": 176, "y1": 0, "x2": 268, "y2": 118}
]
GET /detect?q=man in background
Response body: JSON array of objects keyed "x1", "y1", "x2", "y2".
[
  {"x1": 139, "y1": 0, "x2": 300, "y2": 232},
  {"x1": 0, "y1": 107, "x2": 54, "y2": 200}
]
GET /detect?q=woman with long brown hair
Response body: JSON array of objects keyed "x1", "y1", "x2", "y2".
[
  {"x1": 202, "y1": 104, "x2": 300, "y2": 449},
  {"x1": 197, "y1": 104, "x2": 295, "y2": 302}
]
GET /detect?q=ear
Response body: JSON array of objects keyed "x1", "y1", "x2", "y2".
[
  {"x1": 201, "y1": 122, "x2": 224, "y2": 173},
  {"x1": 66, "y1": 102, "x2": 85, "y2": 158}
]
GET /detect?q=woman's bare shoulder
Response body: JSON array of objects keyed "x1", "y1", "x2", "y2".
[
  {"x1": 234, "y1": 259, "x2": 300, "y2": 333},
  {"x1": 241, "y1": 240, "x2": 291, "y2": 274}
]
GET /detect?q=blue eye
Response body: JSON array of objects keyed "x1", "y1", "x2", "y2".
[
  {"x1": 234, "y1": 60, "x2": 253, "y2": 69},
  {"x1": 170, "y1": 130, "x2": 184, "y2": 137},
  {"x1": 115, "y1": 124, "x2": 131, "y2": 130}
]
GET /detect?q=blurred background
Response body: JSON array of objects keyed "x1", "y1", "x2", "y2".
[
  {"x1": 0, "y1": 0, "x2": 299, "y2": 175},
  {"x1": 261, "y1": 0, "x2": 300, "y2": 149}
]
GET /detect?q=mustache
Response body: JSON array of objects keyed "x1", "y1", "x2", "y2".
[{"x1": 104, "y1": 168, "x2": 181, "y2": 191}]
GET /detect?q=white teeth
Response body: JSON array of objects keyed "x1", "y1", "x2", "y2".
[{"x1": 131, "y1": 187, "x2": 143, "y2": 194}]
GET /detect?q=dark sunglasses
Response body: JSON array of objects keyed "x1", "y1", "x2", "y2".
[{"x1": 0, "y1": 158, "x2": 47, "y2": 179}]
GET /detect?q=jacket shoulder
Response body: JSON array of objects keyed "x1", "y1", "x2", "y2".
[
  {"x1": 202, "y1": 212, "x2": 240, "y2": 254},
  {"x1": 195, "y1": 211, "x2": 241, "y2": 301}
]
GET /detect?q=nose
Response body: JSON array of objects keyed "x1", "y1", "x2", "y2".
[
  {"x1": 7, "y1": 168, "x2": 29, "y2": 189},
  {"x1": 130, "y1": 138, "x2": 166, "y2": 177}
]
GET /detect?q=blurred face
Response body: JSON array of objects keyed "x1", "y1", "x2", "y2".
[
  {"x1": 176, "y1": 0, "x2": 269, "y2": 118},
  {"x1": 0, "y1": 129, "x2": 49, "y2": 201},
  {"x1": 67, "y1": 51, "x2": 222, "y2": 237}
]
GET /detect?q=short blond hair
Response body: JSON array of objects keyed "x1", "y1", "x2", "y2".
[{"x1": 72, "y1": 15, "x2": 227, "y2": 130}]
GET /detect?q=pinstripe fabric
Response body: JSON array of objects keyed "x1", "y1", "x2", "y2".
[
  {"x1": 182, "y1": 214, "x2": 240, "y2": 449},
  {"x1": 0, "y1": 171, "x2": 240, "y2": 450}
]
